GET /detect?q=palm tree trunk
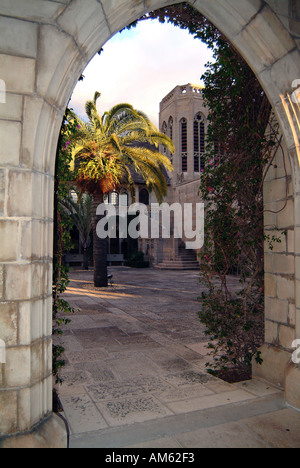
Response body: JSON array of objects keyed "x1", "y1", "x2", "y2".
[
  {"x1": 83, "y1": 247, "x2": 89, "y2": 270},
  {"x1": 92, "y1": 193, "x2": 108, "y2": 287}
]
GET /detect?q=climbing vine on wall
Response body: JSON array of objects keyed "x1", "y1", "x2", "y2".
[
  {"x1": 198, "y1": 40, "x2": 283, "y2": 378},
  {"x1": 133, "y1": 2, "x2": 287, "y2": 380},
  {"x1": 53, "y1": 109, "x2": 78, "y2": 384}
]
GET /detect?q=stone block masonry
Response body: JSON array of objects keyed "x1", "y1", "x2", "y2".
[{"x1": 0, "y1": 0, "x2": 299, "y2": 447}]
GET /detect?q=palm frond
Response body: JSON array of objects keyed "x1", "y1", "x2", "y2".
[
  {"x1": 103, "y1": 103, "x2": 137, "y2": 133},
  {"x1": 93, "y1": 91, "x2": 101, "y2": 105},
  {"x1": 59, "y1": 191, "x2": 93, "y2": 248},
  {"x1": 69, "y1": 92, "x2": 174, "y2": 202}
]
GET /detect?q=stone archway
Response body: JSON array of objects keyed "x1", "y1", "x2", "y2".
[{"x1": 0, "y1": 0, "x2": 299, "y2": 447}]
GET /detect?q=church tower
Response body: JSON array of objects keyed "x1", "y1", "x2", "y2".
[{"x1": 159, "y1": 83, "x2": 209, "y2": 187}]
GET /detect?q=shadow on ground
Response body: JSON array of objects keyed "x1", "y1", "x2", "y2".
[{"x1": 56, "y1": 267, "x2": 300, "y2": 448}]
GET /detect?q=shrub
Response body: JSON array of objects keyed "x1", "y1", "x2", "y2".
[{"x1": 126, "y1": 251, "x2": 150, "y2": 268}]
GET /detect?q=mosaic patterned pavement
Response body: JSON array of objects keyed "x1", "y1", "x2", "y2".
[{"x1": 56, "y1": 268, "x2": 300, "y2": 448}]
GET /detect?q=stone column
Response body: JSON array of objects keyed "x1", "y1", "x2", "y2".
[
  {"x1": 0, "y1": 131, "x2": 68, "y2": 448},
  {"x1": 252, "y1": 137, "x2": 295, "y2": 384},
  {"x1": 0, "y1": 13, "x2": 68, "y2": 448}
]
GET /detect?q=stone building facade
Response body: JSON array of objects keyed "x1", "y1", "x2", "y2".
[
  {"x1": 138, "y1": 84, "x2": 207, "y2": 267},
  {"x1": 159, "y1": 83, "x2": 207, "y2": 183},
  {"x1": 0, "y1": 0, "x2": 299, "y2": 448}
]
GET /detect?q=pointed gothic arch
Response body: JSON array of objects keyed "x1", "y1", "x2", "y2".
[{"x1": 0, "y1": 0, "x2": 299, "y2": 447}]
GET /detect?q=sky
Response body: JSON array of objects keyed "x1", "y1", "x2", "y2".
[{"x1": 69, "y1": 19, "x2": 214, "y2": 128}]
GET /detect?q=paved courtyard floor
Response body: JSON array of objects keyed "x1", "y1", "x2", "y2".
[{"x1": 57, "y1": 267, "x2": 300, "y2": 448}]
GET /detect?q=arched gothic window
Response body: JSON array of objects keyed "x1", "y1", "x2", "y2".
[
  {"x1": 162, "y1": 121, "x2": 167, "y2": 154},
  {"x1": 104, "y1": 191, "x2": 127, "y2": 206},
  {"x1": 119, "y1": 191, "x2": 128, "y2": 207},
  {"x1": 194, "y1": 113, "x2": 206, "y2": 172},
  {"x1": 180, "y1": 118, "x2": 188, "y2": 173},
  {"x1": 139, "y1": 188, "x2": 149, "y2": 206},
  {"x1": 168, "y1": 117, "x2": 173, "y2": 141},
  {"x1": 111, "y1": 191, "x2": 119, "y2": 206}
]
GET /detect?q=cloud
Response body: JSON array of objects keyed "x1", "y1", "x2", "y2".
[{"x1": 69, "y1": 19, "x2": 214, "y2": 127}]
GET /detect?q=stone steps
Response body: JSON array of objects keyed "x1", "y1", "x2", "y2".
[
  {"x1": 69, "y1": 391, "x2": 286, "y2": 449},
  {"x1": 155, "y1": 263, "x2": 199, "y2": 270},
  {"x1": 155, "y1": 249, "x2": 199, "y2": 270}
]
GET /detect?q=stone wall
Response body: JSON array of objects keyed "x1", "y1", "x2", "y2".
[
  {"x1": 0, "y1": 0, "x2": 299, "y2": 447},
  {"x1": 253, "y1": 136, "x2": 298, "y2": 390}
]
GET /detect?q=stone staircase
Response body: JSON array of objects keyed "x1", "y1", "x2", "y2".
[{"x1": 155, "y1": 247, "x2": 199, "y2": 270}]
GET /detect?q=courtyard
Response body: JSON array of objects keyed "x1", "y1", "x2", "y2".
[{"x1": 56, "y1": 267, "x2": 300, "y2": 448}]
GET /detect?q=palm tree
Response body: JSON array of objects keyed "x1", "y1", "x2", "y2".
[
  {"x1": 70, "y1": 92, "x2": 174, "y2": 287},
  {"x1": 60, "y1": 190, "x2": 92, "y2": 270}
]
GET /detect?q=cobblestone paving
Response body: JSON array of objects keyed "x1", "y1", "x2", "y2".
[{"x1": 56, "y1": 267, "x2": 247, "y2": 435}]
